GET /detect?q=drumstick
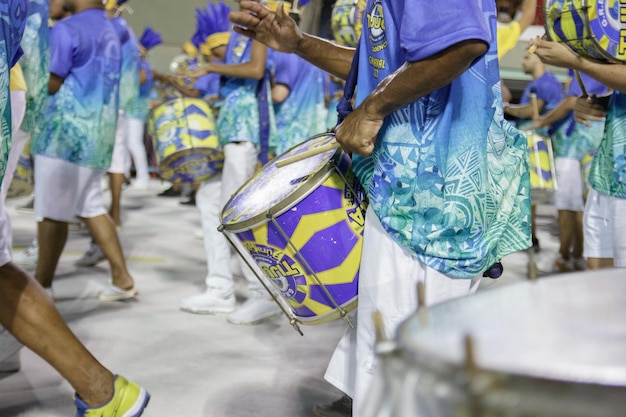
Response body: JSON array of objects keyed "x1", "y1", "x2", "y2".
[
  {"x1": 529, "y1": 87, "x2": 539, "y2": 120},
  {"x1": 574, "y1": 69, "x2": 588, "y2": 98},
  {"x1": 275, "y1": 140, "x2": 341, "y2": 168},
  {"x1": 527, "y1": 44, "x2": 538, "y2": 55}
]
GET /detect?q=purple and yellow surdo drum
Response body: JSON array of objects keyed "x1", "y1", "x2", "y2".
[
  {"x1": 151, "y1": 97, "x2": 223, "y2": 183},
  {"x1": 220, "y1": 133, "x2": 367, "y2": 329},
  {"x1": 331, "y1": 0, "x2": 367, "y2": 47},
  {"x1": 525, "y1": 131, "x2": 557, "y2": 204},
  {"x1": 544, "y1": 0, "x2": 626, "y2": 63}
]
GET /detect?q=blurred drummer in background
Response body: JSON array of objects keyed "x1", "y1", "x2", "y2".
[
  {"x1": 30, "y1": 0, "x2": 139, "y2": 301},
  {"x1": 531, "y1": 70, "x2": 609, "y2": 273},
  {"x1": 504, "y1": 42, "x2": 562, "y2": 253},
  {"x1": 124, "y1": 27, "x2": 163, "y2": 190},
  {"x1": 178, "y1": 0, "x2": 281, "y2": 325},
  {"x1": 531, "y1": 37, "x2": 626, "y2": 271}
]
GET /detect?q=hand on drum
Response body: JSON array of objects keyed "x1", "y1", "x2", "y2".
[
  {"x1": 178, "y1": 66, "x2": 209, "y2": 80},
  {"x1": 229, "y1": 1, "x2": 304, "y2": 54},
  {"x1": 574, "y1": 95, "x2": 608, "y2": 127},
  {"x1": 334, "y1": 104, "x2": 383, "y2": 157},
  {"x1": 529, "y1": 38, "x2": 582, "y2": 70}
]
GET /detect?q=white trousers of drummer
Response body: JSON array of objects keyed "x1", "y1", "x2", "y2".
[
  {"x1": 196, "y1": 141, "x2": 264, "y2": 296},
  {"x1": 324, "y1": 213, "x2": 481, "y2": 417},
  {"x1": 125, "y1": 117, "x2": 151, "y2": 184}
]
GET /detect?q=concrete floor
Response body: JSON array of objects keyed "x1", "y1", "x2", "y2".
[{"x1": 0, "y1": 181, "x2": 591, "y2": 416}]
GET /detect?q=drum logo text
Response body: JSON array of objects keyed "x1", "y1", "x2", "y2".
[{"x1": 245, "y1": 243, "x2": 302, "y2": 298}]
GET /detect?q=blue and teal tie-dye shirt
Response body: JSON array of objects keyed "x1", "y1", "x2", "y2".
[
  {"x1": 551, "y1": 71, "x2": 607, "y2": 160},
  {"x1": 18, "y1": 0, "x2": 50, "y2": 133},
  {"x1": 125, "y1": 59, "x2": 154, "y2": 121},
  {"x1": 110, "y1": 16, "x2": 139, "y2": 112},
  {"x1": 352, "y1": 0, "x2": 531, "y2": 278},
  {"x1": 272, "y1": 52, "x2": 327, "y2": 155},
  {"x1": 589, "y1": 90, "x2": 626, "y2": 199},
  {"x1": 31, "y1": 9, "x2": 121, "y2": 170},
  {"x1": 216, "y1": 31, "x2": 276, "y2": 148},
  {"x1": 0, "y1": 0, "x2": 28, "y2": 183}
]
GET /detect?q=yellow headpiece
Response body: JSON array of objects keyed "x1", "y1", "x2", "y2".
[
  {"x1": 200, "y1": 32, "x2": 231, "y2": 55},
  {"x1": 182, "y1": 41, "x2": 199, "y2": 58},
  {"x1": 263, "y1": 1, "x2": 292, "y2": 13}
]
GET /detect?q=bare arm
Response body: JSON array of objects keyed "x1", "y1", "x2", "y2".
[
  {"x1": 517, "y1": 0, "x2": 537, "y2": 33},
  {"x1": 229, "y1": 1, "x2": 354, "y2": 79},
  {"x1": 182, "y1": 40, "x2": 268, "y2": 80},
  {"x1": 535, "y1": 95, "x2": 576, "y2": 128},
  {"x1": 504, "y1": 99, "x2": 546, "y2": 119},
  {"x1": 336, "y1": 40, "x2": 488, "y2": 156},
  {"x1": 48, "y1": 73, "x2": 64, "y2": 94},
  {"x1": 530, "y1": 38, "x2": 626, "y2": 93}
]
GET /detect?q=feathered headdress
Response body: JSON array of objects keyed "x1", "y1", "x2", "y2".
[
  {"x1": 139, "y1": 27, "x2": 163, "y2": 51},
  {"x1": 182, "y1": 8, "x2": 208, "y2": 57},
  {"x1": 104, "y1": 0, "x2": 128, "y2": 11},
  {"x1": 197, "y1": 1, "x2": 232, "y2": 55}
]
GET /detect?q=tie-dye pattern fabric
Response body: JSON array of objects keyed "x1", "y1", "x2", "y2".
[
  {"x1": 0, "y1": 0, "x2": 28, "y2": 182},
  {"x1": 110, "y1": 16, "x2": 139, "y2": 111},
  {"x1": 351, "y1": 0, "x2": 531, "y2": 278},
  {"x1": 216, "y1": 31, "x2": 276, "y2": 147},
  {"x1": 31, "y1": 9, "x2": 121, "y2": 170},
  {"x1": 589, "y1": 91, "x2": 626, "y2": 199},
  {"x1": 272, "y1": 52, "x2": 327, "y2": 154},
  {"x1": 19, "y1": 0, "x2": 50, "y2": 133},
  {"x1": 125, "y1": 59, "x2": 153, "y2": 121}
]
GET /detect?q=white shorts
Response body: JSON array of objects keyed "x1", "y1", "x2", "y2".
[
  {"x1": 34, "y1": 156, "x2": 107, "y2": 222},
  {"x1": 108, "y1": 110, "x2": 128, "y2": 175},
  {"x1": 324, "y1": 213, "x2": 481, "y2": 417},
  {"x1": 554, "y1": 157, "x2": 584, "y2": 211},
  {"x1": 583, "y1": 189, "x2": 626, "y2": 266}
]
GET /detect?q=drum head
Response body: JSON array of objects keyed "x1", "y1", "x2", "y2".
[
  {"x1": 221, "y1": 133, "x2": 345, "y2": 230},
  {"x1": 398, "y1": 270, "x2": 626, "y2": 387}
]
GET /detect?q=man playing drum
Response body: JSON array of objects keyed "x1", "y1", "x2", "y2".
[
  {"x1": 229, "y1": 1, "x2": 532, "y2": 416},
  {"x1": 531, "y1": 37, "x2": 626, "y2": 270}
]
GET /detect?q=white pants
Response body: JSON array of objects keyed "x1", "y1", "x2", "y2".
[
  {"x1": 583, "y1": 189, "x2": 626, "y2": 266},
  {"x1": 34, "y1": 156, "x2": 107, "y2": 222},
  {"x1": 1, "y1": 90, "x2": 27, "y2": 202},
  {"x1": 324, "y1": 213, "x2": 481, "y2": 417},
  {"x1": 554, "y1": 157, "x2": 584, "y2": 212},
  {"x1": 196, "y1": 141, "x2": 262, "y2": 295},
  {"x1": 125, "y1": 117, "x2": 150, "y2": 183},
  {"x1": 108, "y1": 110, "x2": 128, "y2": 175}
]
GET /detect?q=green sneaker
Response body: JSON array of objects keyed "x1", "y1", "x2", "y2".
[{"x1": 75, "y1": 375, "x2": 150, "y2": 417}]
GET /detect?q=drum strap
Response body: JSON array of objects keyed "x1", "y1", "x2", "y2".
[
  {"x1": 336, "y1": 43, "x2": 360, "y2": 125},
  {"x1": 256, "y1": 71, "x2": 271, "y2": 164}
]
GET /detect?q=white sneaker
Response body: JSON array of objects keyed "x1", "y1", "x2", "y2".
[
  {"x1": 12, "y1": 240, "x2": 38, "y2": 267},
  {"x1": 227, "y1": 295, "x2": 281, "y2": 325},
  {"x1": 0, "y1": 328, "x2": 22, "y2": 372},
  {"x1": 180, "y1": 290, "x2": 236, "y2": 314},
  {"x1": 75, "y1": 243, "x2": 106, "y2": 267}
]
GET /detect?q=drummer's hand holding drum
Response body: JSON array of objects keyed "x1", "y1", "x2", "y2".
[
  {"x1": 573, "y1": 94, "x2": 609, "y2": 127},
  {"x1": 334, "y1": 98, "x2": 384, "y2": 158}
]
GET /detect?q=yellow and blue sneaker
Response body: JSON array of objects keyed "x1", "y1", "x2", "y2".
[{"x1": 74, "y1": 375, "x2": 150, "y2": 417}]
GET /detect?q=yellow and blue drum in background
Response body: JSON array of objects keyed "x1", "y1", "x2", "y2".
[
  {"x1": 544, "y1": 0, "x2": 626, "y2": 63},
  {"x1": 331, "y1": 0, "x2": 367, "y2": 47},
  {"x1": 581, "y1": 151, "x2": 595, "y2": 200},
  {"x1": 151, "y1": 97, "x2": 223, "y2": 183},
  {"x1": 221, "y1": 133, "x2": 367, "y2": 325},
  {"x1": 526, "y1": 131, "x2": 557, "y2": 204}
]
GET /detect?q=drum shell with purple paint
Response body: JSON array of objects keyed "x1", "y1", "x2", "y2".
[{"x1": 221, "y1": 133, "x2": 367, "y2": 325}]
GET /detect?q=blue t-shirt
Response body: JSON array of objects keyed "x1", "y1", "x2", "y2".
[
  {"x1": 216, "y1": 31, "x2": 277, "y2": 149},
  {"x1": 18, "y1": 0, "x2": 50, "y2": 133},
  {"x1": 126, "y1": 59, "x2": 154, "y2": 121},
  {"x1": 272, "y1": 52, "x2": 327, "y2": 154},
  {"x1": 0, "y1": 0, "x2": 28, "y2": 183},
  {"x1": 111, "y1": 16, "x2": 139, "y2": 111},
  {"x1": 193, "y1": 72, "x2": 221, "y2": 98},
  {"x1": 32, "y1": 9, "x2": 121, "y2": 170},
  {"x1": 352, "y1": 0, "x2": 531, "y2": 278},
  {"x1": 519, "y1": 71, "x2": 563, "y2": 114}
]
